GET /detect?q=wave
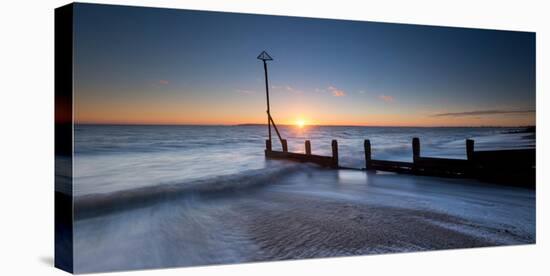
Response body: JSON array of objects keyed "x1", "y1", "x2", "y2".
[{"x1": 74, "y1": 161, "x2": 312, "y2": 219}]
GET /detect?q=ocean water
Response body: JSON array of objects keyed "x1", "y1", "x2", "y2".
[
  {"x1": 72, "y1": 125, "x2": 536, "y2": 273},
  {"x1": 74, "y1": 125, "x2": 533, "y2": 196}
]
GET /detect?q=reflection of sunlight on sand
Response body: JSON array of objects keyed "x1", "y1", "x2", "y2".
[
  {"x1": 337, "y1": 170, "x2": 367, "y2": 184},
  {"x1": 335, "y1": 167, "x2": 398, "y2": 185}
]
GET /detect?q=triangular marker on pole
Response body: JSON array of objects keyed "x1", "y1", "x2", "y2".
[{"x1": 257, "y1": 51, "x2": 273, "y2": 61}]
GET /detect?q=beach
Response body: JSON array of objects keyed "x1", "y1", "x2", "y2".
[
  {"x1": 72, "y1": 125, "x2": 535, "y2": 273},
  {"x1": 73, "y1": 164, "x2": 535, "y2": 273}
]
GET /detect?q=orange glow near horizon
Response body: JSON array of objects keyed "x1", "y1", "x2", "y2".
[
  {"x1": 75, "y1": 112, "x2": 535, "y2": 127},
  {"x1": 74, "y1": 91, "x2": 535, "y2": 127}
]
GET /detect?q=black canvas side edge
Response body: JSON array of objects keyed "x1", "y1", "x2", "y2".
[{"x1": 55, "y1": 3, "x2": 75, "y2": 273}]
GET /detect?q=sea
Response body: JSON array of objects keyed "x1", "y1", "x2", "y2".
[{"x1": 73, "y1": 125, "x2": 534, "y2": 196}]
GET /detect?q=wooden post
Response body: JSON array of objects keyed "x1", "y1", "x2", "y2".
[
  {"x1": 364, "y1": 139, "x2": 372, "y2": 170},
  {"x1": 282, "y1": 139, "x2": 288, "y2": 152},
  {"x1": 265, "y1": 139, "x2": 272, "y2": 152},
  {"x1": 412, "y1": 137, "x2": 420, "y2": 162},
  {"x1": 305, "y1": 140, "x2": 311, "y2": 155},
  {"x1": 331, "y1": 140, "x2": 339, "y2": 168},
  {"x1": 466, "y1": 139, "x2": 474, "y2": 161}
]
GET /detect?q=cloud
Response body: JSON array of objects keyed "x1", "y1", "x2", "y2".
[
  {"x1": 378, "y1": 95, "x2": 394, "y2": 103},
  {"x1": 158, "y1": 79, "x2": 169, "y2": 85},
  {"x1": 235, "y1": 89, "x2": 256, "y2": 95},
  {"x1": 271, "y1": 85, "x2": 303, "y2": 94},
  {"x1": 271, "y1": 85, "x2": 345, "y2": 96},
  {"x1": 328, "y1": 86, "x2": 346, "y2": 97},
  {"x1": 431, "y1": 109, "x2": 535, "y2": 117}
]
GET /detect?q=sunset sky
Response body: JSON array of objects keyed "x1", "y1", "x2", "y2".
[{"x1": 74, "y1": 3, "x2": 535, "y2": 127}]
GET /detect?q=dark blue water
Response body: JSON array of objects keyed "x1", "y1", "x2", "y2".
[{"x1": 73, "y1": 125, "x2": 533, "y2": 196}]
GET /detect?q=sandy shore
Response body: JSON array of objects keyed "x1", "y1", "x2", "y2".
[
  {"x1": 73, "y1": 167, "x2": 535, "y2": 273},
  {"x1": 238, "y1": 194, "x2": 496, "y2": 260}
]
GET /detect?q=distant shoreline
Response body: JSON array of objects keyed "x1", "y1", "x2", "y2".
[{"x1": 74, "y1": 123, "x2": 536, "y2": 129}]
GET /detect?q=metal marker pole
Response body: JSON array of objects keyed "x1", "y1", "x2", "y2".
[{"x1": 263, "y1": 59, "x2": 271, "y2": 142}]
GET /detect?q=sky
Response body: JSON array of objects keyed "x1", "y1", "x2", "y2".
[{"x1": 74, "y1": 3, "x2": 535, "y2": 127}]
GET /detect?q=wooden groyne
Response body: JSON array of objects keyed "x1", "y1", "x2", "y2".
[
  {"x1": 256, "y1": 51, "x2": 534, "y2": 188},
  {"x1": 365, "y1": 137, "x2": 472, "y2": 176},
  {"x1": 265, "y1": 137, "x2": 535, "y2": 188},
  {"x1": 265, "y1": 139, "x2": 339, "y2": 168}
]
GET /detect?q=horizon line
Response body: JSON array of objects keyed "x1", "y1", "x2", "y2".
[{"x1": 74, "y1": 122, "x2": 535, "y2": 128}]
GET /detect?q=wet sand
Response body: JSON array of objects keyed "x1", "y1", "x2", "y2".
[
  {"x1": 73, "y1": 167, "x2": 535, "y2": 273},
  {"x1": 243, "y1": 195, "x2": 496, "y2": 259}
]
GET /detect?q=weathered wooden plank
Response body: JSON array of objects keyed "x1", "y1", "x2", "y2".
[
  {"x1": 466, "y1": 139, "x2": 474, "y2": 161},
  {"x1": 414, "y1": 157, "x2": 470, "y2": 176},
  {"x1": 331, "y1": 140, "x2": 339, "y2": 168},
  {"x1": 265, "y1": 150, "x2": 335, "y2": 168},
  {"x1": 265, "y1": 139, "x2": 272, "y2": 152},
  {"x1": 364, "y1": 139, "x2": 372, "y2": 170},
  {"x1": 412, "y1": 137, "x2": 420, "y2": 162},
  {"x1": 371, "y1": 159, "x2": 413, "y2": 167},
  {"x1": 416, "y1": 157, "x2": 470, "y2": 168},
  {"x1": 281, "y1": 139, "x2": 288, "y2": 152},
  {"x1": 473, "y1": 149, "x2": 535, "y2": 168},
  {"x1": 369, "y1": 159, "x2": 414, "y2": 173}
]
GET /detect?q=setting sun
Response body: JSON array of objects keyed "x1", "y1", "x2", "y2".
[{"x1": 296, "y1": 119, "x2": 306, "y2": 128}]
